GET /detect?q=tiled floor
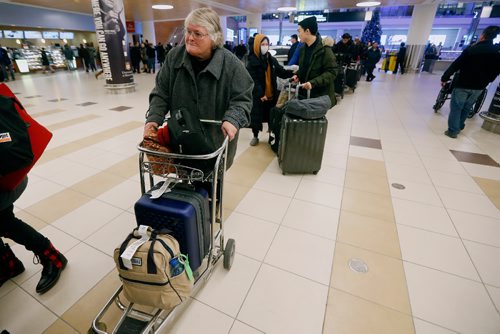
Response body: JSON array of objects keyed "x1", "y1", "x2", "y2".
[{"x1": 0, "y1": 68, "x2": 499, "y2": 334}]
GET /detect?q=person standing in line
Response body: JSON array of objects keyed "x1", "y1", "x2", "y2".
[
  {"x1": 364, "y1": 42, "x2": 381, "y2": 82},
  {"x1": 0, "y1": 45, "x2": 15, "y2": 81},
  {"x1": 130, "y1": 42, "x2": 141, "y2": 73},
  {"x1": 246, "y1": 33, "x2": 294, "y2": 146},
  {"x1": 287, "y1": 34, "x2": 299, "y2": 64},
  {"x1": 156, "y1": 42, "x2": 166, "y2": 67},
  {"x1": 140, "y1": 42, "x2": 148, "y2": 73},
  {"x1": 441, "y1": 25, "x2": 500, "y2": 138},
  {"x1": 0, "y1": 177, "x2": 67, "y2": 294},
  {"x1": 40, "y1": 48, "x2": 55, "y2": 74},
  {"x1": 86, "y1": 43, "x2": 98, "y2": 72},
  {"x1": 78, "y1": 44, "x2": 90, "y2": 72},
  {"x1": 291, "y1": 16, "x2": 337, "y2": 107},
  {"x1": 63, "y1": 44, "x2": 75, "y2": 71},
  {"x1": 146, "y1": 43, "x2": 156, "y2": 73},
  {"x1": 393, "y1": 42, "x2": 406, "y2": 74}
]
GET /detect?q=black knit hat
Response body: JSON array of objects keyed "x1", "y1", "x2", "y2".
[{"x1": 298, "y1": 16, "x2": 318, "y2": 35}]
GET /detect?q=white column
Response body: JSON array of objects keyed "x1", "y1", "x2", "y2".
[
  {"x1": 405, "y1": 3, "x2": 438, "y2": 72},
  {"x1": 246, "y1": 13, "x2": 262, "y2": 33},
  {"x1": 141, "y1": 20, "x2": 156, "y2": 45}
]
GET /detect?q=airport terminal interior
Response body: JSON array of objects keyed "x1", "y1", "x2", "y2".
[{"x1": 0, "y1": 0, "x2": 500, "y2": 334}]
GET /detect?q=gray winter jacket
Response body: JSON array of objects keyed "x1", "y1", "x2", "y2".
[{"x1": 146, "y1": 45, "x2": 253, "y2": 167}]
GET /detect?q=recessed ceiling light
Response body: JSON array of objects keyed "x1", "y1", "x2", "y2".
[
  {"x1": 356, "y1": 1, "x2": 381, "y2": 7},
  {"x1": 277, "y1": 6, "x2": 297, "y2": 12},
  {"x1": 152, "y1": 4, "x2": 174, "y2": 10}
]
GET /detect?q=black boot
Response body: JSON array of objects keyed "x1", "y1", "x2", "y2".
[
  {"x1": 0, "y1": 242, "x2": 25, "y2": 287},
  {"x1": 34, "y1": 243, "x2": 68, "y2": 294}
]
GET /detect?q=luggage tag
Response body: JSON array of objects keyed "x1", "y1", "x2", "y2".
[
  {"x1": 179, "y1": 254, "x2": 194, "y2": 281},
  {"x1": 120, "y1": 225, "x2": 151, "y2": 269},
  {"x1": 150, "y1": 178, "x2": 179, "y2": 199}
]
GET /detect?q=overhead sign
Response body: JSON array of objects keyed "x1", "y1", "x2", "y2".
[{"x1": 126, "y1": 21, "x2": 135, "y2": 33}]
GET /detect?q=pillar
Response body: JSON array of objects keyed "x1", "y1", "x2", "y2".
[
  {"x1": 405, "y1": 3, "x2": 438, "y2": 73},
  {"x1": 246, "y1": 13, "x2": 262, "y2": 35},
  {"x1": 91, "y1": 0, "x2": 134, "y2": 93},
  {"x1": 142, "y1": 20, "x2": 156, "y2": 45}
]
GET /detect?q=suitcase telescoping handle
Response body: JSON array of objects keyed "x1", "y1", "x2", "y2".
[{"x1": 287, "y1": 80, "x2": 310, "y2": 100}]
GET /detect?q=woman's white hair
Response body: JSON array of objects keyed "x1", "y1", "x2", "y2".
[
  {"x1": 323, "y1": 36, "x2": 334, "y2": 47},
  {"x1": 184, "y1": 8, "x2": 223, "y2": 48}
]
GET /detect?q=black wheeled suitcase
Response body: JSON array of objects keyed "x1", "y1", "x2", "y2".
[
  {"x1": 345, "y1": 67, "x2": 357, "y2": 90},
  {"x1": 134, "y1": 183, "x2": 210, "y2": 271},
  {"x1": 278, "y1": 114, "x2": 328, "y2": 175}
]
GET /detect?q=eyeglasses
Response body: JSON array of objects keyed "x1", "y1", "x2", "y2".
[{"x1": 185, "y1": 30, "x2": 208, "y2": 40}]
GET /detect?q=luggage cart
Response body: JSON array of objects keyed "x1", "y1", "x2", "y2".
[
  {"x1": 433, "y1": 76, "x2": 488, "y2": 118},
  {"x1": 90, "y1": 124, "x2": 235, "y2": 334}
]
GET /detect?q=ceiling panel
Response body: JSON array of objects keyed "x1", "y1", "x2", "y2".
[{"x1": 8, "y1": 0, "x2": 428, "y2": 21}]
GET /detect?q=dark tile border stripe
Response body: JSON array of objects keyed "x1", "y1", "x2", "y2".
[
  {"x1": 350, "y1": 136, "x2": 383, "y2": 150},
  {"x1": 450, "y1": 150, "x2": 500, "y2": 168}
]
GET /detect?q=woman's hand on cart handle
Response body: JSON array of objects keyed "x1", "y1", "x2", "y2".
[
  {"x1": 440, "y1": 81, "x2": 448, "y2": 87},
  {"x1": 302, "y1": 82, "x2": 312, "y2": 90},
  {"x1": 291, "y1": 75, "x2": 299, "y2": 83},
  {"x1": 144, "y1": 122, "x2": 159, "y2": 136},
  {"x1": 221, "y1": 121, "x2": 237, "y2": 141}
]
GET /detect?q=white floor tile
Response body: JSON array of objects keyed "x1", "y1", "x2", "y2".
[
  {"x1": 0, "y1": 287, "x2": 57, "y2": 333},
  {"x1": 321, "y1": 152, "x2": 348, "y2": 170},
  {"x1": 21, "y1": 242, "x2": 115, "y2": 316},
  {"x1": 428, "y1": 170, "x2": 484, "y2": 194},
  {"x1": 349, "y1": 145, "x2": 384, "y2": 161},
  {"x1": 294, "y1": 179, "x2": 343, "y2": 209},
  {"x1": 386, "y1": 162, "x2": 433, "y2": 185},
  {"x1": 253, "y1": 171, "x2": 301, "y2": 197},
  {"x1": 383, "y1": 151, "x2": 423, "y2": 167},
  {"x1": 265, "y1": 226, "x2": 335, "y2": 285},
  {"x1": 14, "y1": 179, "x2": 65, "y2": 209},
  {"x1": 393, "y1": 198, "x2": 457, "y2": 237},
  {"x1": 436, "y1": 187, "x2": 500, "y2": 219},
  {"x1": 397, "y1": 225, "x2": 479, "y2": 281},
  {"x1": 0, "y1": 280, "x2": 16, "y2": 299},
  {"x1": 463, "y1": 241, "x2": 500, "y2": 287},
  {"x1": 302, "y1": 165, "x2": 346, "y2": 187},
  {"x1": 413, "y1": 318, "x2": 459, "y2": 334},
  {"x1": 389, "y1": 179, "x2": 443, "y2": 206},
  {"x1": 195, "y1": 254, "x2": 260, "y2": 317},
  {"x1": 486, "y1": 285, "x2": 500, "y2": 313},
  {"x1": 264, "y1": 158, "x2": 281, "y2": 174},
  {"x1": 48, "y1": 163, "x2": 102, "y2": 187},
  {"x1": 235, "y1": 188, "x2": 291, "y2": 224},
  {"x1": 167, "y1": 299, "x2": 234, "y2": 334},
  {"x1": 449, "y1": 210, "x2": 500, "y2": 248},
  {"x1": 52, "y1": 199, "x2": 123, "y2": 240},
  {"x1": 461, "y1": 162, "x2": 500, "y2": 181},
  {"x1": 420, "y1": 155, "x2": 468, "y2": 175},
  {"x1": 224, "y1": 212, "x2": 279, "y2": 261},
  {"x1": 97, "y1": 179, "x2": 142, "y2": 210},
  {"x1": 229, "y1": 321, "x2": 264, "y2": 334},
  {"x1": 282, "y1": 199, "x2": 340, "y2": 240},
  {"x1": 404, "y1": 262, "x2": 500, "y2": 334},
  {"x1": 238, "y1": 264, "x2": 328, "y2": 334},
  {"x1": 84, "y1": 211, "x2": 137, "y2": 256}
]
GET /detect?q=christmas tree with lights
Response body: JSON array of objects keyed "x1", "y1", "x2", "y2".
[{"x1": 361, "y1": 10, "x2": 382, "y2": 44}]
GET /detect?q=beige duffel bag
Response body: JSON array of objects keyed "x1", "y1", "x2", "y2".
[{"x1": 114, "y1": 225, "x2": 193, "y2": 310}]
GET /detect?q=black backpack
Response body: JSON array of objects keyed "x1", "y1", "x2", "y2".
[{"x1": 0, "y1": 96, "x2": 34, "y2": 176}]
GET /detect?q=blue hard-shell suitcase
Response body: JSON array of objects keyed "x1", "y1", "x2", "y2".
[{"x1": 134, "y1": 183, "x2": 210, "y2": 271}]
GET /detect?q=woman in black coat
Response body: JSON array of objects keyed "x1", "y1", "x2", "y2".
[{"x1": 246, "y1": 34, "x2": 293, "y2": 146}]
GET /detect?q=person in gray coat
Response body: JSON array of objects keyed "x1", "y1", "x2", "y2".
[{"x1": 145, "y1": 7, "x2": 253, "y2": 168}]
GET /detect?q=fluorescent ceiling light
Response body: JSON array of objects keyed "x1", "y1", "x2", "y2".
[
  {"x1": 356, "y1": 1, "x2": 381, "y2": 7},
  {"x1": 152, "y1": 4, "x2": 174, "y2": 10},
  {"x1": 277, "y1": 6, "x2": 297, "y2": 11},
  {"x1": 480, "y1": 6, "x2": 492, "y2": 18}
]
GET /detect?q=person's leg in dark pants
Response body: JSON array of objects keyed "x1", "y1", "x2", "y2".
[
  {"x1": 446, "y1": 88, "x2": 482, "y2": 137},
  {"x1": 0, "y1": 204, "x2": 67, "y2": 294}
]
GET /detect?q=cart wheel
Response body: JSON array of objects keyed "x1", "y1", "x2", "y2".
[
  {"x1": 223, "y1": 239, "x2": 236, "y2": 270},
  {"x1": 313, "y1": 171, "x2": 319, "y2": 175},
  {"x1": 469, "y1": 89, "x2": 487, "y2": 118}
]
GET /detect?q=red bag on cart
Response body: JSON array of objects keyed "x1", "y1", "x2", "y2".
[{"x1": 0, "y1": 83, "x2": 52, "y2": 191}]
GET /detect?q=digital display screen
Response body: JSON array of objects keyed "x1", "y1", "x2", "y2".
[
  {"x1": 24, "y1": 31, "x2": 43, "y2": 39},
  {"x1": 59, "y1": 32, "x2": 74, "y2": 39},
  {"x1": 3, "y1": 30, "x2": 24, "y2": 39},
  {"x1": 43, "y1": 31, "x2": 59, "y2": 39}
]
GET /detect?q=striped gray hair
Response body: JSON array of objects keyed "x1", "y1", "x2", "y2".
[{"x1": 184, "y1": 8, "x2": 223, "y2": 48}]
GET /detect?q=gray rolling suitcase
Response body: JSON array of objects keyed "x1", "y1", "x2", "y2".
[{"x1": 277, "y1": 83, "x2": 328, "y2": 175}]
